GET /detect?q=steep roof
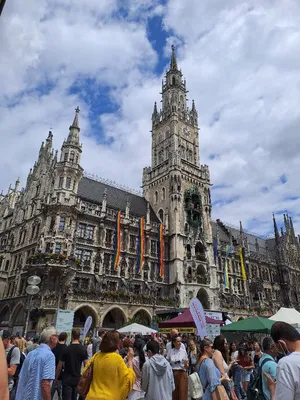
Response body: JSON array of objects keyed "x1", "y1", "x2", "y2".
[
  {"x1": 212, "y1": 221, "x2": 276, "y2": 259},
  {"x1": 78, "y1": 177, "x2": 159, "y2": 222}
]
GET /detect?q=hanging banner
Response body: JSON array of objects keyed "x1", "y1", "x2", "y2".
[
  {"x1": 136, "y1": 217, "x2": 145, "y2": 273},
  {"x1": 82, "y1": 316, "x2": 93, "y2": 342},
  {"x1": 157, "y1": 224, "x2": 164, "y2": 277},
  {"x1": 112, "y1": 211, "x2": 122, "y2": 270},
  {"x1": 189, "y1": 298, "x2": 207, "y2": 339}
]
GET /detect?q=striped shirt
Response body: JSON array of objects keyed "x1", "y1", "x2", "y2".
[{"x1": 16, "y1": 343, "x2": 55, "y2": 400}]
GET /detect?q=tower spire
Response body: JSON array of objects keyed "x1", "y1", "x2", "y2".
[
  {"x1": 67, "y1": 106, "x2": 81, "y2": 146},
  {"x1": 170, "y1": 45, "x2": 178, "y2": 71}
]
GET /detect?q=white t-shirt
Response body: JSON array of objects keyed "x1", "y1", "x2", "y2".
[
  {"x1": 167, "y1": 347, "x2": 188, "y2": 370},
  {"x1": 275, "y1": 351, "x2": 300, "y2": 400},
  {"x1": 166, "y1": 341, "x2": 186, "y2": 355}
]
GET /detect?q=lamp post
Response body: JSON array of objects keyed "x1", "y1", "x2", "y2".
[{"x1": 24, "y1": 275, "x2": 41, "y2": 338}]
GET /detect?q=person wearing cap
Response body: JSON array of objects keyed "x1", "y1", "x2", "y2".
[
  {"x1": 25, "y1": 335, "x2": 39, "y2": 354},
  {"x1": 2, "y1": 330, "x2": 21, "y2": 399}
]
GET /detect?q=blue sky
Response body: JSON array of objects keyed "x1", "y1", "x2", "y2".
[{"x1": 1, "y1": 0, "x2": 300, "y2": 236}]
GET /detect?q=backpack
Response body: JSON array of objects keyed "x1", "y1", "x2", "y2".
[
  {"x1": 7, "y1": 346, "x2": 25, "y2": 380},
  {"x1": 188, "y1": 372, "x2": 203, "y2": 400},
  {"x1": 247, "y1": 357, "x2": 273, "y2": 400}
]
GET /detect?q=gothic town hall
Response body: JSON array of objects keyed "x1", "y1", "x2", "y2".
[{"x1": 0, "y1": 48, "x2": 299, "y2": 334}]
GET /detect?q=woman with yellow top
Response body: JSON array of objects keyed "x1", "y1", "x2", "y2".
[{"x1": 83, "y1": 331, "x2": 136, "y2": 400}]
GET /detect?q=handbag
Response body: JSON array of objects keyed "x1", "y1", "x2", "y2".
[
  {"x1": 212, "y1": 385, "x2": 230, "y2": 400},
  {"x1": 77, "y1": 355, "x2": 97, "y2": 398},
  {"x1": 230, "y1": 386, "x2": 238, "y2": 400}
]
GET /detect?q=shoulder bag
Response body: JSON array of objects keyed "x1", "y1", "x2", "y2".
[{"x1": 77, "y1": 354, "x2": 98, "y2": 397}]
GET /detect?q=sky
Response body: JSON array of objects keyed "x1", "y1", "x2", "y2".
[{"x1": 1, "y1": 0, "x2": 300, "y2": 236}]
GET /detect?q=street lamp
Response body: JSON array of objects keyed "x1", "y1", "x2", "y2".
[{"x1": 24, "y1": 275, "x2": 41, "y2": 338}]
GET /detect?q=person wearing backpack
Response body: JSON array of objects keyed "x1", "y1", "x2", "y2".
[
  {"x1": 259, "y1": 337, "x2": 278, "y2": 400},
  {"x1": 2, "y1": 330, "x2": 21, "y2": 400}
]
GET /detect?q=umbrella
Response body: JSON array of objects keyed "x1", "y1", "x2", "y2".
[
  {"x1": 221, "y1": 316, "x2": 274, "y2": 334},
  {"x1": 117, "y1": 323, "x2": 157, "y2": 335}
]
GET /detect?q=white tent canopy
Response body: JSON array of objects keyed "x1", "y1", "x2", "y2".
[
  {"x1": 117, "y1": 323, "x2": 157, "y2": 335},
  {"x1": 269, "y1": 307, "x2": 300, "y2": 328}
]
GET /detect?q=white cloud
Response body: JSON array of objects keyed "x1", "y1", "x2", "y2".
[{"x1": 1, "y1": 0, "x2": 300, "y2": 236}]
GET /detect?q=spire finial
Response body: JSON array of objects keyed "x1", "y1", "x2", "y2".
[
  {"x1": 170, "y1": 45, "x2": 178, "y2": 71},
  {"x1": 273, "y1": 213, "x2": 280, "y2": 244},
  {"x1": 71, "y1": 106, "x2": 80, "y2": 128}
]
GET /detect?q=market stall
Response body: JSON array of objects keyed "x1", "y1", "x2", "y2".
[
  {"x1": 269, "y1": 307, "x2": 300, "y2": 328},
  {"x1": 221, "y1": 316, "x2": 274, "y2": 334},
  {"x1": 117, "y1": 323, "x2": 157, "y2": 335},
  {"x1": 159, "y1": 308, "x2": 223, "y2": 338}
]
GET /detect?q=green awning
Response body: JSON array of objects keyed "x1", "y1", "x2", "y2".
[{"x1": 221, "y1": 316, "x2": 275, "y2": 334}]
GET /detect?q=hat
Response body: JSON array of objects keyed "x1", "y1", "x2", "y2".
[{"x1": 1, "y1": 330, "x2": 11, "y2": 339}]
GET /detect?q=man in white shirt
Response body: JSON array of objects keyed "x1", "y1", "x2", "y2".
[{"x1": 264, "y1": 321, "x2": 300, "y2": 400}]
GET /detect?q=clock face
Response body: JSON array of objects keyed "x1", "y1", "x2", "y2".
[{"x1": 183, "y1": 127, "x2": 191, "y2": 137}]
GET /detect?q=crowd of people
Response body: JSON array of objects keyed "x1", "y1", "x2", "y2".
[{"x1": 0, "y1": 320, "x2": 300, "y2": 399}]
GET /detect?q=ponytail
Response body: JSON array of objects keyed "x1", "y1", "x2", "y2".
[{"x1": 133, "y1": 339, "x2": 146, "y2": 371}]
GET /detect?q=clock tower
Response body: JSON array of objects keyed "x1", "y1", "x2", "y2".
[{"x1": 143, "y1": 46, "x2": 218, "y2": 309}]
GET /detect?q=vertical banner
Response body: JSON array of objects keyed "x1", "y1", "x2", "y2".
[
  {"x1": 82, "y1": 316, "x2": 93, "y2": 343},
  {"x1": 189, "y1": 298, "x2": 207, "y2": 339},
  {"x1": 157, "y1": 224, "x2": 164, "y2": 278},
  {"x1": 239, "y1": 247, "x2": 247, "y2": 281},
  {"x1": 112, "y1": 211, "x2": 122, "y2": 270},
  {"x1": 223, "y1": 244, "x2": 231, "y2": 289},
  {"x1": 55, "y1": 310, "x2": 74, "y2": 344},
  {"x1": 136, "y1": 217, "x2": 145, "y2": 273}
]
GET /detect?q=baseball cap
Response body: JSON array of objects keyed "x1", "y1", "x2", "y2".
[{"x1": 1, "y1": 330, "x2": 11, "y2": 339}]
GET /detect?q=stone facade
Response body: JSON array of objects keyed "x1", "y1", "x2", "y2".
[{"x1": 0, "y1": 47, "x2": 300, "y2": 333}]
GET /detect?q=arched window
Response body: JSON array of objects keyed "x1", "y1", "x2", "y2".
[
  {"x1": 162, "y1": 187, "x2": 166, "y2": 200},
  {"x1": 59, "y1": 176, "x2": 64, "y2": 188},
  {"x1": 64, "y1": 152, "x2": 68, "y2": 162},
  {"x1": 186, "y1": 244, "x2": 191, "y2": 260},
  {"x1": 69, "y1": 151, "x2": 75, "y2": 163},
  {"x1": 75, "y1": 155, "x2": 79, "y2": 164},
  {"x1": 66, "y1": 177, "x2": 71, "y2": 189},
  {"x1": 195, "y1": 242, "x2": 206, "y2": 261},
  {"x1": 172, "y1": 77, "x2": 176, "y2": 85},
  {"x1": 158, "y1": 209, "x2": 164, "y2": 223},
  {"x1": 155, "y1": 191, "x2": 158, "y2": 203}
]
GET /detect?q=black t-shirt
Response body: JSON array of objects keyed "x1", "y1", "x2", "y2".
[
  {"x1": 61, "y1": 344, "x2": 88, "y2": 378},
  {"x1": 53, "y1": 343, "x2": 67, "y2": 380}
]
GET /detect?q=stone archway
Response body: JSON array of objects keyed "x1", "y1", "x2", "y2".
[
  {"x1": 0, "y1": 305, "x2": 9, "y2": 328},
  {"x1": 73, "y1": 305, "x2": 98, "y2": 329},
  {"x1": 11, "y1": 303, "x2": 25, "y2": 335},
  {"x1": 102, "y1": 307, "x2": 126, "y2": 330},
  {"x1": 132, "y1": 308, "x2": 152, "y2": 327},
  {"x1": 197, "y1": 288, "x2": 210, "y2": 310}
]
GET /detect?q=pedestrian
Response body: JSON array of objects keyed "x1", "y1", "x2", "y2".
[
  {"x1": 259, "y1": 337, "x2": 278, "y2": 400},
  {"x1": 56, "y1": 328, "x2": 88, "y2": 400},
  {"x1": 127, "y1": 339, "x2": 146, "y2": 400},
  {"x1": 25, "y1": 335, "x2": 39, "y2": 354},
  {"x1": 264, "y1": 321, "x2": 300, "y2": 399},
  {"x1": 187, "y1": 340, "x2": 199, "y2": 374},
  {"x1": 15, "y1": 326, "x2": 58, "y2": 400},
  {"x1": 252, "y1": 342, "x2": 263, "y2": 370},
  {"x1": 51, "y1": 332, "x2": 67, "y2": 400},
  {"x1": 0, "y1": 336, "x2": 9, "y2": 400},
  {"x1": 2, "y1": 330, "x2": 20, "y2": 400},
  {"x1": 82, "y1": 331, "x2": 136, "y2": 400},
  {"x1": 166, "y1": 330, "x2": 185, "y2": 355},
  {"x1": 142, "y1": 339, "x2": 175, "y2": 400},
  {"x1": 237, "y1": 343, "x2": 253, "y2": 394},
  {"x1": 166, "y1": 334, "x2": 189, "y2": 400},
  {"x1": 92, "y1": 329, "x2": 105, "y2": 355},
  {"x1": 212, "y1": 335, "x2": 232, "y2": 397},
  {"x1": 197, "y1": 338, "x2": 228, "y2": 400},
  {"x1": 86, "y1": 338, "x2": 93, "y2": 360}
]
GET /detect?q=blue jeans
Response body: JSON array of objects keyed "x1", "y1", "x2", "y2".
[{"x1": 231, "y1": 364, "x2": 245, "y2": 399}]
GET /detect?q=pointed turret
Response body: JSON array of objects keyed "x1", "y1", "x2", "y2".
[
  {"x1": 192, "y1": 99, "x2": 196, "y2": 112},
  {"x1": 14, "y1": 178, "x2": 20, "y2": 191},
  {"x1": 67, "y1": 106, "x2": 81, "y2": 146},
  {"x1": 273, "y1": 214, "x2": 280, "y2": 245},
  {"x1": 170, "y1": 45, "x2": 178, "y2": 71},
  {"x1": 289, "y1": 216, "x2": 296, "y2": 242}
]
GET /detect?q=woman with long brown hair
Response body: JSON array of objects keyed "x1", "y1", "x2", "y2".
[
  {"x1": 212, "y1": 335, "x2": 232, "y2": 397},
  {"x1": 197, "y1": 338, "x2": 229, "y2": 400}
]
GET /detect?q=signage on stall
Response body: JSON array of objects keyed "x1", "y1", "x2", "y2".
[{"x1": 189, "y1": 298, "x2": 207, "y2": 339}]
